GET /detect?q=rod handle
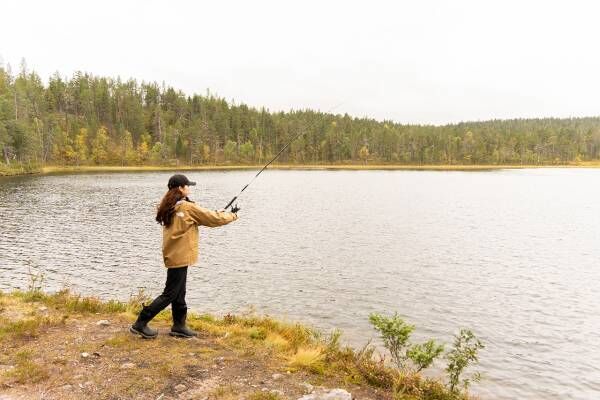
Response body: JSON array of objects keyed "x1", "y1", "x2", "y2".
[{"x1": 224, "y1": 196, "x2": 238, "y2": 210}]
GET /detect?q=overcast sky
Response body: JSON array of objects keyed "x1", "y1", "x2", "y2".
[{"x1": 1, "y1": 0, "x2": 599, "y2": 125}]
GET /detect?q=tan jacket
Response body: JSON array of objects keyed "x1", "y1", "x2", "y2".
[{"x1": 162, "y1": 200, "x2": 238, "y2": 268}]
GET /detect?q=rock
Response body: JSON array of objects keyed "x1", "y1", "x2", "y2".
[
  {"x1": 96, "y1": 320, "x2": 110, "y2": 326},
  {"x1": 174, "y1": 383, "x2": 187, "y2": 393},
  {"x1": 272, "y1": 373, "x2": 284, "y2": 380},
  {"x1": 214, "y1": 356, "x2": 225, "y2": 364},
  {"x1": 120, "y1": 362, "x2": 136, "y2": 369},
  {"x1": 177, "y1": 376, "x2": 220, "y2": 399},
  {"x1": 300, "y1": 382, "x2": 314, "y2": 393},
  {"x1": 59, "y1": 384, "x2": 73, "y2": 390},
  {"x1": 297, "y1": 388, "x2": 352, "y2": 400},
  {"x1": 38, "y1": 306, "x2": 48, "y2": 312},
  {"x1": 80, "y1": 352, "x2": 90, "y2": 358},
  {"x1": 0, "y1": 365, "x2": 15, "y2": 373}
]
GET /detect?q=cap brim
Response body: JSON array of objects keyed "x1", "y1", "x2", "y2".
[{"x1": 188, "y1": 181, "x2": 196, "y2": 186}]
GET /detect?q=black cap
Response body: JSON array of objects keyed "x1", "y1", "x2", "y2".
[{"x1": 168, "y1": 174, "x2": 196, "y2": 189}]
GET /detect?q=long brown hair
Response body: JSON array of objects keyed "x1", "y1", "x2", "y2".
[{"x1": 156, "y1": 188, "x2": 184, "y2": 227}]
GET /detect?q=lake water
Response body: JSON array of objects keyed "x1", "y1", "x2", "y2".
[{"x1": 1, "y1": 169, "x2": 599, "y2": 399}]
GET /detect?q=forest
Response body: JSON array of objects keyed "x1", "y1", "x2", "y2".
[{"x1": 2, "y1": 60, "x2": 600, "y2": 168}]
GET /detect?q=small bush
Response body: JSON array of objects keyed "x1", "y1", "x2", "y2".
[
  {"x1": 369, "y1": 312, "x2": 414, "y2": 369},
  {"x1": 446, "y1": 329, "x2": 484, "y2": 394},
  {"x1": 407, "y1": 339, "x2": 445, "y2": 372},
  {"x1": 369, "y1": 313, "x2": 445, "y2": 375}
]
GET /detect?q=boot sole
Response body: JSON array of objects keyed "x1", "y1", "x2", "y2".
[
  {"x1": 129, "y1": 326, "x2": 158, "y2": 339},
  {"x1": 169, "y1": 331, "x2": 196, "y2": 338}
]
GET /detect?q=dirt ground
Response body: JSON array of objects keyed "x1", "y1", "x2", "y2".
[{"x1": 0, "y1": 293, "x2": 390, "y2": 400}]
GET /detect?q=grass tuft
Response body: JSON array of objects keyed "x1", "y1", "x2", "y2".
[
  {"x1": 265, "y1": 333, "x2": 289, "y2": 350},
  {"x1": 3, "y1": 350, "x2": 49, "y2": 384},
  {"x1": 288, "y1": 347, "x2": 325, "y2": 374},
  {"x1": 248, "y1": 391, "x2": 282, "y2": 400}
]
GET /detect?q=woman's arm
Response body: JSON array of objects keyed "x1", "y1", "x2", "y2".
[{"x1": 187, "y1": 203, "x2": 238, "y2": 227}]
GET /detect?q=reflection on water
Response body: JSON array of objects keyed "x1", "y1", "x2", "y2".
[{"x1": 1, "y1": 169, "x2": 600, "y2": 400}]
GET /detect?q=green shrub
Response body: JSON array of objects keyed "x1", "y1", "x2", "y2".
[
  {"x1": 369, "y1": 312, "x2": 414, "y2": 369},
  {"x1": 446, "y1": 329, "x2": 484, "y2": 393},
  {"x1": 407, "y1": 339, "x2": 445, "y2": 372}
]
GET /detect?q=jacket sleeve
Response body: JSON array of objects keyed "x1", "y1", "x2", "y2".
[{"x1": 187, "y1": 203, "x2": 238, "y2": 227}]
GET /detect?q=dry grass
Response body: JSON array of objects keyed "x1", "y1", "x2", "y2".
[
  {"x1": 287, "y1": 347, "x2": 325, "y2": 374},
  {"x1": 248, "y1": 391, "x2": 283, "y2": 400}
]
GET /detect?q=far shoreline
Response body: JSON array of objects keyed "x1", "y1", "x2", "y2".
[{"x1": 2, "y1": 162, "x2": 600, "y2": 177}]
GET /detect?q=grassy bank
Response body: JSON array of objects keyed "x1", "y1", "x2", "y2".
[
  {"x1": 0, "y1": 289, "x2": 472, "y2": 400},
  {"x1": 2, "y1": 161, "x2": 600, "y2": 177},
  {"x1": 0, "y1": 163, "x2": 43, "y2": 177},
  {"x1": 37, "y1": 162, "x2": 600, "y2": 174}
]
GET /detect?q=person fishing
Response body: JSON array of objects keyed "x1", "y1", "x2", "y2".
[
  {"x1": 131, "y1": 113, "x2": 339, "y2": 339},
  {"x1": 130, "y1": 174, "x2": 240, "y2": 339}
]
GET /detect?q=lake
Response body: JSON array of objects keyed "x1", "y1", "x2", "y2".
[{"x1": 1, "y1": 168, "x2": 599, "y2": 399}]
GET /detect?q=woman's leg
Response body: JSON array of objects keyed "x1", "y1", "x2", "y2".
[
  {"x1": 171, "y1": 266, "x2": 188, "y2": 311},
  {"x1": 170, "y1": 267, "x2": 198, "y2": 337},
  {"x1": 145, "y1": 267, "x2": 188, "y2": 316},
  {"x1": 131, "y1": 267, "x2": 188, "y2": 338}
]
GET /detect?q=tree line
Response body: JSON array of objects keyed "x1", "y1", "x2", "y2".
[{"x1": 2, "y1": 60, "x2": 600, "y2": 168}]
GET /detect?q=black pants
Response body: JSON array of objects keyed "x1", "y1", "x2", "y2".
[{"x1": 143, "y1": 266, "x2": 188, "y2": 321}]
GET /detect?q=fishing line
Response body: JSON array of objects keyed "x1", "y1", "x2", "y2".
[{"x1": 223, "y1": 102, "x2": 344, "y2": 210}]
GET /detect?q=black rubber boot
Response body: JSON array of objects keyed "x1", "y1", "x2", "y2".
[
  {"x1": 130, "y1": 305, "x2": 158, "y2": 339},
  {"x1": 170, "y1": 306, "x2": 198, "y2": 338}
]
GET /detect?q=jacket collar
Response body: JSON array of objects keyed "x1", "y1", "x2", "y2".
[{"x1": 175, "y1": 197, "x2": 194, "y2": 206}]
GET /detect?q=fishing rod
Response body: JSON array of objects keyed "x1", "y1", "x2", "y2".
[{"x1": 223, "y1": 102, "x2": 344, "y2": 211}]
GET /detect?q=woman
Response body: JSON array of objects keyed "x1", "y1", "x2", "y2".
[{"x1": 130, "y1": 174, "x2": 239, "y2": 339}]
